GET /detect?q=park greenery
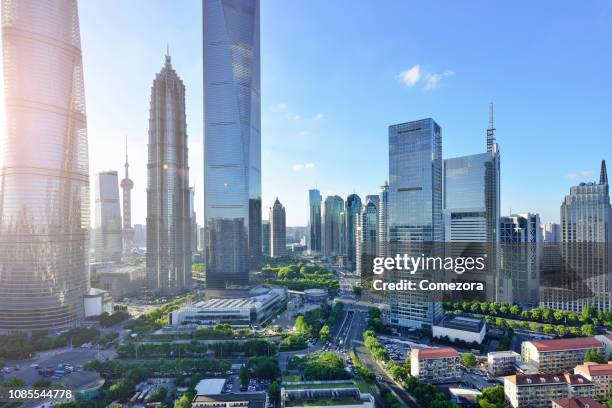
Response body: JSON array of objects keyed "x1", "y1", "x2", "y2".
[
  {"x1": 350, "y1": 350, "x2": 375, "y2": 382},
  {"x1": 584, "y1": 348, "x2": 607, "y2": 364},
  {"x1": 124, "y1": 296, "x2": 191, "y2": 334},
  {"x1": 0, "y1": 327, "x2": 104, "y2": 360},
  {"x1": 280, "y1": 334, "x2": 308, "y2": 351},
  {"x1": 367, "y1": 307, "x2": 391, "y2": 334},
  {"x1": 291, "y1": 352, "x2": 352, "y2": 381},
  {"x1": 294, "y1": 302, "x2": 344, "y2": 340},
  {"x1": 386, "y1": 359, "x2": 411, "y2": 381},
  {"x1": 263, "y1": 262, "x2": 339, "y2": 295},
  {"x1": 116, "y1": 341, "x2": 208, "y2": 359},
  {"x1": 94, "y1": 311, "x2": 129, "y2": 327},
  {"x1": 380, "y1": 385, "x2": 403, "y2": 408},
  {"x1": 404, "y1": 376, "x2": 458, "y2": 408},
  {"x1": 210, "y1": 339, "x2": 277, "y2": 357},
  {"x1": 84, "y1": 357, "x2": 230, "y2": 380},
  {"x1": 363, "y1": 329, "x2": 389, "y2": 362},
  {"x1": 243, "y1": 356, "x2": 281, "y2": 381},
  {"x1": 461, "y1": 352, "x2": 478, "y2": 367}
]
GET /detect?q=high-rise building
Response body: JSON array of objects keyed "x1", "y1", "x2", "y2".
[
  {"x1": 387, "y1": 119, "x2": 443, "y2": 329},
  {"x1": 322, "y1": 195, "x2": 344, "y2": 258},
  {"x1": 261, "y1": 220, "x2": 270, "y2": 257},
  {"x1": 377, "y1": 181, "x2": 389, "y2": 258},
  {"x1": 499, "y1": 213, "x2": 541, "y2": 306},
  {"x1": 545, "y1": 161, "x2": 612, "y2": 312},
  {"x1": 189, "y1": 187, "x2": 198, "y2": 254},
  {"x1": 308, "y1": 189, "x2": 322, "y2": 254},
  {"x1": 270, "y1": 198, "x2": 286, "y2": 258},
  {"x1": 356, "y1": 196, "x2": 378, "y2": 277},
  {"x1": 0, "y1": 0, "x2": 90, "y2": 333},
  {"x1": 345, "y1": 194, "x2": 362, "y2": 270},
  {"x1": 146, "y1": 52, "x2": 192, "y2": 294},
  {"x1": 95, "y1": 171, "x2": 123, "y2": 262},
  {"x1": 542, "y1": 223, "x2": 561, "y2": 243},
  {"x1": 203, "y1": 0, "x2": 261, "y2": 290},
  {"x1": 121, "y1": 138, "x2": 134, "y2": 254}
]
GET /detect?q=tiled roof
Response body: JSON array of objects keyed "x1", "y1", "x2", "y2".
[
  {"x1": 574, "y1": 362, "x2": 612, "y2": 376},
  {"x1": 529, "y1": 337, "x2": 602, "y2": 352},
  {"x1": 553, "y1": 397, "x2": 604, "y2": 408},
  {"x1": 412, "y1": 347, "x2": 459, "y2": 360}
]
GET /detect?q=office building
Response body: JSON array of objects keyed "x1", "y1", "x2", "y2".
[
  {"x1": 410, "y1": 347, "x2": 460, "y2": 383},
  {"x1": 308, "y1": 189, "x2": 322, "y2": 254},
  {"x1": 261, "y1": 220, "x2": 270, "y2": 257},
  {"x1": 322, "y1": 195, "x2": 344, "y2": 258},
  {"x1": 432, "y1": 314, "x2": 487, "y2": 344},
  {"x1": 121, "y1": 139, "x2": 135, "y2": 255},
  {"x1": 189, "y1": 187, "x2": 198, "y2": 254},
  {"x1": 345, "y1": 194, "x2": 362, "y2": 270},
  {"x1": 134, "y1": 224, "x2": 146, "y2": 248},
  {"x1": 499, "y1": 213, "x2": 541, "y2": 306},
  {"x1": 192, "y1": 393, "x2": 267, "y2": 408},
  {"x1": 377, "y1": 181, "x2": 389, "y2": 258},
  {"x1": 574, "y1": 362, "x2": 612, "y2": 400},
  {"x1": 521, "y1": 337, "x2": 604, "y2": 373},
  {"x1": 146, "y1": 52, "x2": 192, "y2": 294},
  {"x1": 0, "y1": 0, "x2": 90, "y2": 333},
  {"x1": 270, "y1": 198, "x2": 286, "y2": 258},
  {"x1": 504, "y1": 373, "x2": 594, "y2": 408},
  {"x1": 542, "y1": 223, "x2": 561, "y2": 242},
  {"x1": 356, "y1": 195, "x2": 378, "y2": 277},
  {"x1": 387, "y1": 119, "x2": 443, "y2": 329},
  {"x1": 548, "y1": 161, "x2": 612, "y2": 312},
  {"x1": 94, "y1": 171, "x2": 123, "y2": 262},
  {"x1": 488, "y1": 351, "x2": 521, "y2": 377},
  {"x1": 203, "y1": 0, "x2": 261, "y2": 290}
]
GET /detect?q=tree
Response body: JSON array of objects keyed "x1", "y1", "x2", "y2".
[
  {"x1": 269, "y1": 381, "x2": 281, "y2": 405},
  {"x1": 319, "y1": 325, "x2": 330, "y2": 340},
  {"x1": 584, "y1": 348, "x2": 606, "y2": 364},
  {"x1": 174, "y1": 394, "x2": 192, "y2": 408},
  {"x1": 240, "y1": 365, "x2": 249, "y2": 386},
  {"x1": 476, "y1": 385, "x2": 504, "y2": 408},
  {"x1": 352, "y1": 286, "x2": 362, "y2": 296},
  {"x1": 461, "y1": 353, "x2": 478, "y2": 367},
  {"x1": 147, "y1": 386, "x2": 167, "y2": 402}
]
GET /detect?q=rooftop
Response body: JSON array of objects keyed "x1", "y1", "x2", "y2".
[
  {"x1": 575, "y1": 361, "x2": 612, "y2": 376},
  {"x1": 505, "y1": 373, "x2": 591, "y2": 386},
  {"x1": 412, "y1": 347, "x2": 459, "y2": 360},
  {"x1": 190, "y1": 286, "x2": 285, "y2": 311},
  {"x1": 195, "y1": 378, "x2": 225, "y2": 396},
  {"x1": 283, "y1": 382, "x2": 356, "y2": 390},
  {"x1": 528, "y1": 337, "x2": 602, "y2": 352},
  {"x1": 553, "y1": 397, "x2": 605, "y2": 408},
  {"x1": 435, "y1": 314, "x2": 485, "y2": 333},
  {"x1": 192, "y1": 392, "x2": 266, "y2": 408}
]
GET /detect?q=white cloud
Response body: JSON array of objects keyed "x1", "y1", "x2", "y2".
[
  {"x1": 313, "y1": 113, "x2": 324, "y2": 121},
  {"x1": 566, "y1": 170, "x2": 593, "y2": 180},
  {"x1": 424, "y1": 69, "x2": 454, "y2": 91},
  {"x1": 292, "y1": 163, "x2": 316, "y2": 172},
  {"x1": 298, "y1": 130, "x2": 310, "y2": 137},
  {"x1": 269, "y1": 103, "x2": 288, "y2": 112},
  {"x1": 398, "y1": 65, "x2": 421, "y2": 87}
]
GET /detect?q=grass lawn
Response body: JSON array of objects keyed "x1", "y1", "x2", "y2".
[{"x1": 283, "y1": 382, "x2": 355, "y2": 390}]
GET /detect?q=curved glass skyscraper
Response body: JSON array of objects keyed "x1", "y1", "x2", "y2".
[
  {"x1": 203, "y1": 0, "x2": 261, "y2": 290},
  {"x1": 0, "y1": 0, "x2": 90, "y2": 333}
]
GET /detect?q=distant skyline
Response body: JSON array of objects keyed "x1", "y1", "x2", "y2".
[{"x1": 77, "y1": 0, "x2": 612, "y2": 227}]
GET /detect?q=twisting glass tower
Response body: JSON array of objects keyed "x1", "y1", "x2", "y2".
[
  {"x1": 203, "y1": 0, "x2": 261, "y2": 291},
  {"x1": 0, "y1": 0, "x2": 90, "y2": 333},
  {"x1": 146, "y1": 52, "x2": 192, "y2": 294}
]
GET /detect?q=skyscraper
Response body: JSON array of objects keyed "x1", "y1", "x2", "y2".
[
  {"x1": 308, "y1": 189, "x2": 322, "y2": 254},
  {"x1": 121, "y1": 138, "x2": 134, "y2": 254},
  {"x1": 377, "y1": 181, "x2": 389, "y2": 258},
  {"x1": 189, "y1": 187, "x2": 198, "y2": 254},
  {"x1": 203, "y1": 0, "x2": 261, "y2": 290},
  {"x1": 95, "y1": 171, "x2": 122, "y2": 262},
  {"x1": 356, "y1": 196, "x2": 378, "y2": 277},
  {"x1": 261, "y1": 220, "x2": 270, "y2": 257},
  {"x1": 545, "y1": 160, "x2": 612, "y2": 312},
  {"x1": 387, "y1": 118, "x2": 443, "y2": 329},
  {"x1": 322, "y1": 195, "x2": 344, "y2": 259},
  {"x1": 499, "y1": 214, "x2": 541, "y2": 306},
  {"x1": 270, "y1": 198, "x2": 286, "y2": 258},
  {"x1": 345, "y1": 194, "x2": 362, "y2": 270},
  {"x1": 0, "y1": 0, "x2": 90, "y2": 333},
  {"x1": 541, "y1": 223, "x2": 561, "y2": 243},
  {"x1": 146, "y1": 52, "x2": 192, "y2": 294}
]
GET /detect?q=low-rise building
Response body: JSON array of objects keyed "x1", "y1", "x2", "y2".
[
  {"x1": 433, "y1": 314, "x2": 486, "y2": 344},
  {"x1": 303, "y1": 288, "x2": 328, "y2": 303},
  {"x1": 169, "y1": 286, "x2": 287, "y2": 327},
  {"x1": 281, "y1": 381, "x2": 374, "y2": 408},
  {"x1": 552, "y1": 397, "x2": 605, "y2": 408},
  {"x1": 192, "y1": 392, "x2": 267, "y2": 408},
  {"x1": 521, "y1": 337, "x2": 604, "y2": 372},
  {"x1": 487, "y1": 350, "x2": 521, "y2": 376},
  {"x1": 573, "y1": 361, "x2": 612, "y2": 399},
  {"x1": 194, "y1": 379, "x2": 225, "y2": 396},
  {"x1": 504, "y1": 373, "x2": 594, "y2": 408},
  {"x1": 83, "y1": 288, "x2": 113, "y2": 317},
  {"x1": 410, "y1": 347, "x2": 460, "y2": 383}
]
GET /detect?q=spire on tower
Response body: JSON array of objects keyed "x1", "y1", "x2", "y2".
[
  {"x1": 600, "y1": 160, "x2": 608, "y2": 185},
  {"x1": 165, "y1": 44, "x2": 171, "y2": 65},
  {"x1": 487, "y1": 101, "x2": 496, "y2": 153}
]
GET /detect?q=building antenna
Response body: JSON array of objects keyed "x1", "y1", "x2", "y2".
[{"x1": 487, "y1": 101, "x2": 496, "y2": 153}]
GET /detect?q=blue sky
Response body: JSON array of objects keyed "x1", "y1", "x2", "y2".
[{"x1": 79, "y1": 0, "x2": 612, "y2": 226}]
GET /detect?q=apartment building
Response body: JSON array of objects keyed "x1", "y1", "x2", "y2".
[
  {"x1": 410, "y1": 347, "x2": 460, "y2": 383},
  {"x1": 552, "y1": 397, "x2": 605, "y2": 408},
  {"x1": 574, "y1": 361, "x2": 612, "y2": 400},
  {"x1": 504, "y1": 373, "x2": 594, "y2": 408},
  {"x1": 487, "y1": 351, "x2": 521, "y2": 376},
  {"x1": 521, "y1": 337, "x2": 604, "y2": 372}
]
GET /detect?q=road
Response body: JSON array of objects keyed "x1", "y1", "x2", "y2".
[{"x1": 346, "y1": 311, "x2": 419, "y2": 408}]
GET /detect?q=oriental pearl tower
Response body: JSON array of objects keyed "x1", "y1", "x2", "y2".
[{"x1": 121, "y1": 136, "x2": 134, "y2": 254}]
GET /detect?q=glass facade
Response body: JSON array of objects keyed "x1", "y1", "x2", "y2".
[
  {"x1": 203, "y1": 0, "x2": 261, "y2": 289},
  {"x1": 269, "y1": 198, "x2": 286, "y2": 258},
  {"x1": 146, "y1": 54, "x2": 192, "y2": 294},
  {"x1": 387, "y1": 119, "x2": 443, "y2": 329},
  {"x1": 356, "y1": 196, "x2": 378, "y2": 277},
  {"x1": 345, "y1": 194, "x2": 362, "y2": 270},
  {"x1": 322, "y1": 195, "x2": 344, "y2": 258},
  {"x1": 308, "y1": 189, "x2": 322, "y2": 253},
  {"x1": 95, "y1": 171, "x2": 122, "y2": 262},
  {"x1": 0, "y1": 0, "x2": 90, "y2": 333}
]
